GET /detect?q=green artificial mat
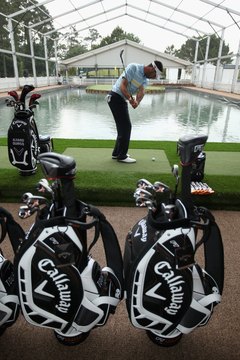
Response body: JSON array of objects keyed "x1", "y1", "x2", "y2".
[
  {"x1": 0, "y1": 146, "x2": 11, "y2": 169},
  {"x1": 0, "y1": 146, "x2": 239, "y2": 176},
  {"x1": 205, "y1": 151, "x2": 240, "y2": 176},
  {"x1": 63, "y1": 148, "x2": 171, "y2": 173}
]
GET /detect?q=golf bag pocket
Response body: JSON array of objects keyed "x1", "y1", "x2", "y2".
[
  {"x1": 15, "y1": 213, "x2": 123, "y2": 344},
  {"x1": 8, "y1": 111, "x2": 39, "y2": 175},
  {"x1": 123, "y1": 207, "x2": 223, "y2": 345}
]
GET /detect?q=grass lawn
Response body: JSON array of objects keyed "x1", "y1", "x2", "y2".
[{"x1": 0, "y1": 138, "x2": 239, "y2": 210}]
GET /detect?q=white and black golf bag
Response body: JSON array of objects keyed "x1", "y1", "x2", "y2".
[
  {"x1": 0, "y1": 153, "x2": 123, "y2": 345},
  {"x1": 6, "y1": 85, "x2": 53, "y2": 176},
  {"x1": 0, "y1": 208, "x2": 23, "y2": 335},
  {"x1": 0, "y1": 252, "x2": 19, "y2": 336},
  {"x1": 123, "y1": 135, "x2": 224, "y2": 347}
]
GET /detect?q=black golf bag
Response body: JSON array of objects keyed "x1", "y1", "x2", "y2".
[
  {"x1": 0, "y1": 153, "x2": 123, "y2": 345},
  {"x1": 8, "y1": 110, "x2": 39, "y2": 175},
  {"x1": 123, "y1": 135, "x2": 224, "y2": 346},
  {"x1": 7, "y1": 85, "x2": 53, "y2": 176},
  {"x1": 0, "y1": 251, "x2": 20, "y2": 336}
]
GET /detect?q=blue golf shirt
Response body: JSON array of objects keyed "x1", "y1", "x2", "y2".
[{"x1": 112, "y1": 63, "x2": 148, "y2": 99}]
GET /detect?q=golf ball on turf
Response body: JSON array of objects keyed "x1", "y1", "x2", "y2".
[{"x1": 152, "y1": 157, "x2": 155, "y2": 161}]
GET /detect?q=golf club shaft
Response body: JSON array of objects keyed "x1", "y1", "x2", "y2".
[{"x1": 120, "y1": 49, "x2": 133, "y2": 100}]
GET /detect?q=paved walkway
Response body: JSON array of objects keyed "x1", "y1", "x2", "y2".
[
  {"x1": 0, "y1": 84, "x2": 68, "y2": 99},
  {"x1": 183, "y1": 86, "x2": 240, "y2": 101}
]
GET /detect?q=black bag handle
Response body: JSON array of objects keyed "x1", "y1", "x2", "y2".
[{"x1": 0, "y1": 209, "x2": 7, "y2": 244}]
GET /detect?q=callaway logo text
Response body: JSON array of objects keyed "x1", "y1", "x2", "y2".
[
  {"x1": 154, "y1": 261, "x2": 185, "y2": 315},
  {"x1": 38, "y1": 258, "x2": 71, "y2": 313}
]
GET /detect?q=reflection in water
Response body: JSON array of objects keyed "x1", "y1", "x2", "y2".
[{"x1": 0, "y1": 88, "x2": 239, "y2": 142}]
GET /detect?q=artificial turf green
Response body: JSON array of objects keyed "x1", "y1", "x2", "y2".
[
  {"x1": 63, "y1": 148, "x2": 171, "y2": 173},
  {"x1": 205, "y1": 152, "x2": 240, "y2": 176},
  {"x1": 0, "y1": 138, "x2": 239, "y2": 209}
]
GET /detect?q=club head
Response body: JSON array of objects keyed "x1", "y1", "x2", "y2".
[
  {"x1": 172, "y1": 164, "x2": 179, "y2": 178},
  {"x1": 8, "y1": 90, "x2": 19, "y2": 102},
  {"x1": 18, "y1": 205, "x2": 30, "y2": 219},
  {"x1": 18, "y1": 205, "x2": 38, "y2": 219},
  {"x1": 172, "y1": 164, "x2": 180, "y2": 200},
  {"x1": 36, "y1": 178, "x2": 53, "y2": 194},
  {"x1": 21, "y1": 192, "x2": 33, "y2": 203},
  {"x1": 135, "y1": 197, "x2": 156, "y2": 210},
  {"x1": 137, "y1": 178, "x2": 153, "y2": 190},
  {"x1": 134, "y1": 188, "x2": 153, "y2": 201},
  {"x1": 153, "y1": 181, "x2": 170, "y2": 193},
  {"x1": 5, "y1": 98, "x2": 15, "y2": 107},
  {"x1": 29, "y1": 93, "x2": 41, "y2": 107},
  {"x1": 26, "y1": 195, "x2": 48, "y2": 206},
  {"x1": 31, "y1": 93, "x2": 41, "y2": 100}
]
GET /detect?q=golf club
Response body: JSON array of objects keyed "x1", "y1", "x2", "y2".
[
  {"x1": 120, "y1": 49, "x2": 133, "y2": 100},
  {"x1": 18, "y1": 205, "x2": 39, "y2": 219},
  {"x1": 19, "y1": 84, "x2": 35, "y2": 108},
  {"x1": 8, "y1": 90, "x2": 19, "y2": 102},
  {"x1": 22, "y1": 192, "x2": 48, "y2": 206},
  {"x1": 5, "y1": 98, "x2": 16, "y2": 107},
  {"x1": 153, "y1": 181, "x2": 170, "y2": 193},
  {"x1": 36, "y1": 178, "x2": 54, "y2": 194},
  {"x1": 137, "y1": 178, "x2": 153, "y2": 190},
  {"x1": 29, "y1": 93, "x2": 41, "y2": 108}
]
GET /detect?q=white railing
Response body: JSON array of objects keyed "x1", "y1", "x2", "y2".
[
  {"x1": 0, "y1": 76, "x2": 59, "y2": 92},
  {"x1": 1, "y1": 75, "x2": 240, "y2": 95}
]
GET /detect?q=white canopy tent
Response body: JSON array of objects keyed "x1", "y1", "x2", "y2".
[{"x1": 1, "y1": 0, "x2": 240, "y2": 92}]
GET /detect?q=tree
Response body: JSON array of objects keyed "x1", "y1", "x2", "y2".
[
  {"x1": 84, "y1": 28, "x2": 102, "y2": 50},
  {"x1": 0, "y1": 0, "x2": 57, "y2": 76},
  {"x1": 98, "y1": 26, "x2": 141, "y2": 47},
  {"x1": 164, "y1": 45, "x2": 178, "y2": 57},
  {"x1": 62, "y1": 44, "x2": 88, "y2": 60},
  {"x1": 167, "y1": 34, "x2": 232, "y2": 65}
]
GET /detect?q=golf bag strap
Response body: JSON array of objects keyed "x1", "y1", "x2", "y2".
[
  {"x1": 0, "y1": 207, "x2": 25, "y2": 252},
  {"x1": 192, "y1": 207, "x2": 224, "y2": 295},
  {"x1": 201, "y1": 208, "x2": 224, "y2": 294},
  {"x1": 0, "y1": 294, "x2": 19, "y2": 305},
  {"x1": 0, "y1": 210, "x2": 7, "y2": 243},
  {"x1": 87, "y1": 205, "x2": 124, "y2": 293},
  {"x1": 198, "y1": 293, "x2": 221, "y2": 307},
  {"x1": 178, "y1": 292, "x2": 221, "y2": 335}
]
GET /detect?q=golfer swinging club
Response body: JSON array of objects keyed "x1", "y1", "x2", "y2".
[{"x1": 107, "y1": 58, "x2": 163, "y2": 163}]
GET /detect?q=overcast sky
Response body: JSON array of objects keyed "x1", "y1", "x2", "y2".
[{"x1": 41, "y1": 0, "x2": 240, "y2": 54}]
